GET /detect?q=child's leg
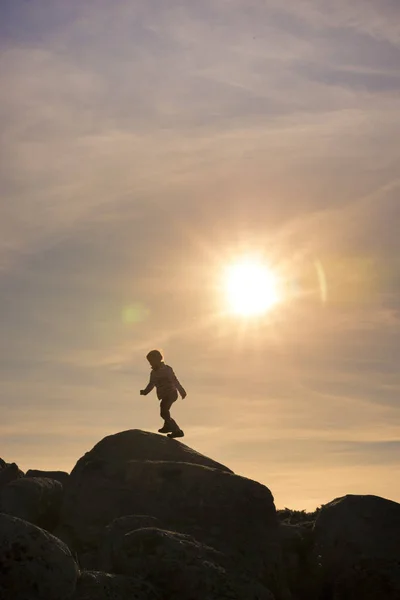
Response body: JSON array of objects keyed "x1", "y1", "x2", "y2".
[
  {"x1": 160, "y1": 398, "x2": 173, "y2": 428},
  {"x1": 160, "y1": 392, "x2": 179, "y2": 432}
]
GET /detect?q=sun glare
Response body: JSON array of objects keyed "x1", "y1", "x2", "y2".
[{"x1": 224, "y1": 258, "x2": 280, "y2": 317}]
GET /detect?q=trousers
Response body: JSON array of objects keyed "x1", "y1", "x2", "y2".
[{"x1": 160, "y1": 390, "x2": 179, "y2": 432}]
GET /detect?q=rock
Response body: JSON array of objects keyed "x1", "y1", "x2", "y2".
[
  {"x1": 60, "y1": 453, "x2": 284, "y2": 596},
  {"x1": 106, "y1": 526, "x2": 226, "y2": 575},
  {"x1": 99, "y1": 515, "x2": 160, "y2": 571},
  {"x1": 3, "y1": 431, "x2": 400, "y2": 600},
  {"x1": 332, "y1": 557, "x2": 400, "y2": 600},
  {"x1": 0, "y1": 513, "x2": 79, "y2": 600},
  {"x1": 101, "y1": 527, "x2": 275, "y2": 600},
  {"x1": 62, "y1": 458, "x2": 276, "y2": 562},
  {"x1": 71, "y1": 570, "x2": 160, "y2": 600},
  {"x1": 314, "y1": 494, "x2": 400, "y2": 599},
  {"x1": 0, "y1": 462, "x2": 24, "y2": 490},
  {"x1": 70, "y1": 429, "x2": 232, "y2": 479},
  {"x1": 26, "y1": 469, "x2": 70, "y2": 486},
  {"x1": 0, "y1": 477, "x2": 64, "y2": 531}
]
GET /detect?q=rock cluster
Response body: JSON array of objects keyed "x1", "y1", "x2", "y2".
[{"x1": 0, "y1": 429, "x2": 399, "y2": 599}]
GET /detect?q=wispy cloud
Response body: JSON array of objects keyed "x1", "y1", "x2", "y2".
[{"x1": 1, "y1": 0, "x2": 399, "y2": 510}]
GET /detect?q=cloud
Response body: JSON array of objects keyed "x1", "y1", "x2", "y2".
[
  {"x1": 264, "y1": 0, "x2": 400, "y2": 44},
  {"x1": 1, "y1": 0, "x2": 399, "y2": 509}
]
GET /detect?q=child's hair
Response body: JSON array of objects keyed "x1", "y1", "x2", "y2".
[{"x1": 146, "y1": 349, "x2": 164, "y2": 363}]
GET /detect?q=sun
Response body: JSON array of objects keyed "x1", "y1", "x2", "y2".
[{"x1": 224, "y1": 258, "x2": 280, "y2": 317}]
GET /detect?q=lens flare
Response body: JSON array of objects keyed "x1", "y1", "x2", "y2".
[{"x1": 122, "y1": 303, "x2": 150, "y2": 324}]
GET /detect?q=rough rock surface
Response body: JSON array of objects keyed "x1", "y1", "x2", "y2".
[
  {"x1": 314, "y1": 494, "x2": 400, "y2": 599},
  {"x1": 26, "y1": 469, "x2": 70, "y2": 486},
  {"x1": 61, "y1": 455, "x2": 281, "y2": 590},
  {"x1": 71, "y1": 570, "x2": 160, "y2": 600},
  {"x1": 99, "y1": 515, "x2": 160, "y2": 572},
  {"x1": 104, "y1": 526, "x2": 226, "y2": 576},
  {"x1": 101, "y1": 526, "x2": 275, "y2": 600},
  {"x1": 4, "y1": 431, "x2": 400, "y2": 600},
  {"x1": 71, "y1": 429, "x2": 232, "y2": 478},
  {"x1": 0, "y1": 512, "x2": 79, "y2": 600},
  {"x1": 0, "y1": 461, "x2": 24, "y2": 490},
  {"x1": 0, "y1": 476, "x2": 64, "y2": 531}
]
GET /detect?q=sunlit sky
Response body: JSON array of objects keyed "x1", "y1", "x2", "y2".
[{"x1": 1, "y1": 0, "x2": 399, "y2": 510}]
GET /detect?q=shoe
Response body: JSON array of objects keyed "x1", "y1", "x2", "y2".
[
  {"x1": 158, "y1": 426, "x2": 173, "y2": 434},
  {"x1": 167, "y1": 430, "x2": 184, "y2": 439}
]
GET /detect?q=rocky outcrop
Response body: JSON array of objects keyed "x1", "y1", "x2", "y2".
[
  {"x1": 2, "y1": 430, "x2": 400, "y2": 600},
  {"x1": 0, "y1": 477, "x2": 64, "y2": 532},
  {"x1": 60, "y1": 455, "x2": 282, "y2": 592},
  {"x1": 0, "y1": 513, "x2": 79, "y2": 600},
  {"x1": 58, "y1": 430, "x2": 284, "y2": 597},
  {"x1": 313, "y1": 494, "x2": 400, "y2": 599}
]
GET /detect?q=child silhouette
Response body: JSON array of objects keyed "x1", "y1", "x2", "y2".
[{"x1": 140, "y1": 349, "x2": 186, "y2": 438}]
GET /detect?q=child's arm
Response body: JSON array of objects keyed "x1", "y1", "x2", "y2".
[
  {"x1": 140, "y1": 371, "x2": 155, "y2": 396},
  {"x1": 168, "y1": 366, "x2": 187, "y2": 399}
]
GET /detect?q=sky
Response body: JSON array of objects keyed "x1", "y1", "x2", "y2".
[{"x1": 1, "y1": 0, "x2": 399, "y2": 511}]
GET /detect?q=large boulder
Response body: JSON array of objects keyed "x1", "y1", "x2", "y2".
[
  {"x1": 26, "y1": 469, "x2": 70, "y2": 486},
  {"x1": 0, "y1": 461, "x2": 24, "y2": 490},
  {"x1": 0, "y1": 477, "x2": 64, "y2": 531},
  {"x1": 61, "y1": 459, "x2": 280, "y2": 583},
  {"x1": 59, "y1": 431, "x2": 286, "y2": 597},
  {"x1": 70, "y1": 429, "x2": 232, "y2": 477},
  {"x1": 0, "y1": 513, "x2": 79, "y2": 600},
  {"x1": 314, "y1": 494, "x2": 400, "y2": 599},
  {"x1": 98, "y1": 527, "x2": 275, "y2": 600},
  {"x1": 71, "y1": 571, "x2": 159, "y2": 600}
]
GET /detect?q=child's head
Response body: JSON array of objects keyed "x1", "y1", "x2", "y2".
[{"x1": 146, "y1": 349, "x2": 164, "y2": 368}]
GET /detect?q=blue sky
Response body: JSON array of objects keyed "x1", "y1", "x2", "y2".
[{"x1": 1, "y1": 0, "x2": 399, "y2": 510}]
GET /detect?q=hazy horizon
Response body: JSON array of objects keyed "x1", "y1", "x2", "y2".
[{"x1": 1, "y1": 0, "x2": 399, "y2": 510}]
